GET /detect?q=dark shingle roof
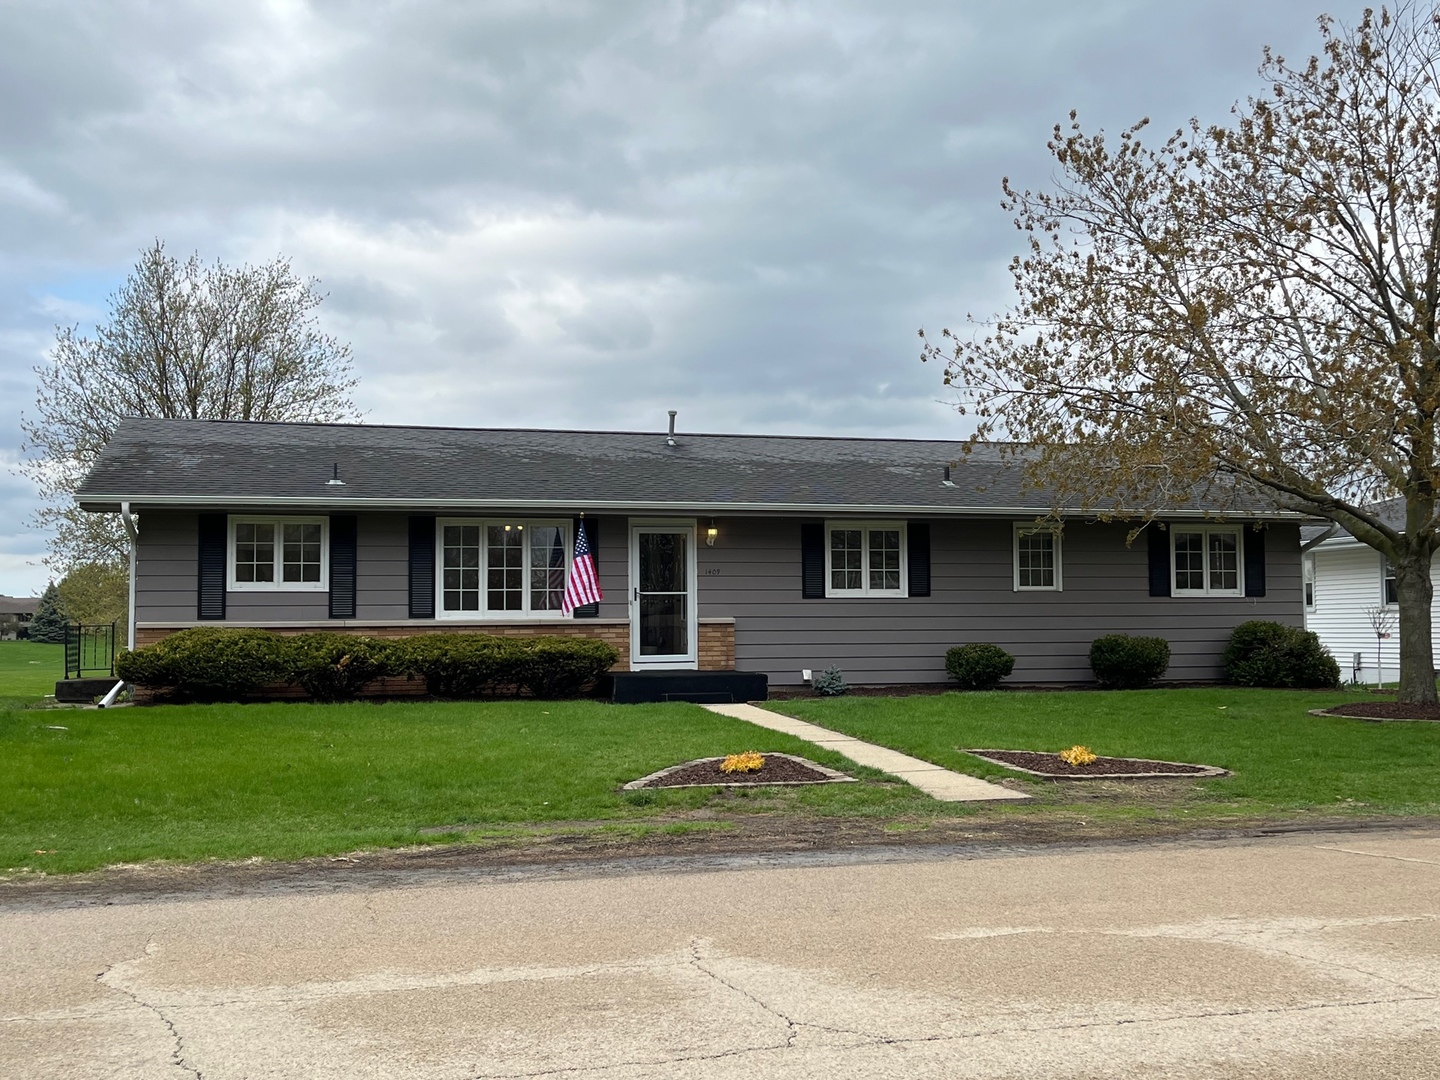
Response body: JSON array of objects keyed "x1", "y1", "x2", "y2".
[{"x1": 75, "y1": 417, "x2": 1297, "y2": 517}]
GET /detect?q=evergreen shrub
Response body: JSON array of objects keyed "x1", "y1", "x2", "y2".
[
  {"x1": 811, "y1": 667, "x2": 848, "y2": 696},
  {"x1": 1089, "y1": 634, "x2": 1171, "y2": 688},
  {"x1": 1223, "y1": 621, "x2": 1340, "y2": 688},
  {"x1": 28, "y1": 583, "x2": 68, "y2": 644},
  {"x1": 945, "y1": 643, "x2": 1016, "y2": 690},
  {"x1": 115, "y1": 627, "x2": 288, "y2": 702},
  {"x1": 283, "y1": 633, "x2": 393, "y2": 702}
]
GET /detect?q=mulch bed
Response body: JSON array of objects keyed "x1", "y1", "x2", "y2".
[
  {"x1": 964, "y1": 749, "x2": 1227, "y2": 780},
  {"x1": 624, "y1": 754, "x2": 856, "y2": 789},
  {"x1": 1316, "y1": 701, "x2": 1440, "y2": 722}
]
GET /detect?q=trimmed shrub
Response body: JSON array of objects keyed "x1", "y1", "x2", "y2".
[
  {"x1": 387, "y1": 634, "x2": 515, "y2": 698},
  {"x1": 1089, "y1": 634, "x2": 1171, "y2": 689},
  {"x1": 1224, "y1": 621, "x2": 1341, "y2": 688},
  {"x1": 511, "y1": 636, "x2": 618, "y2": 698},
  {"x1": 945, "y1": 643, "x2": 1015, "y2": 690},
  {"x1": 115, "y1": 627, "x2": 288, "y2": 702},
  {"x1": 283, "y1": 633, "x2": 393, "y2": 702},
  {"x1": 812, "y1": 667, "x2": 848, "y2": 696}
]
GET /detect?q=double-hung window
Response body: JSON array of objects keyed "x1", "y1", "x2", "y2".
[
  {"x1": 438, "y1": 519, "x2": 569, "y2": 617},
  {"x1": 1382, "y1": 558, "x2": 1398, "y2": 606},
  {"x1": 825, "y1": 522, "x2": 906, "y2": 597},
  {"x1": 1172, "y1": 527, "x2": 1242, "y2": 596},
  {"x1": 1014, "y1": 525, "x2": 1062, "y2": 590},
  {"x1": 228, "y1": 517, "x2": 328, "y2": 591}
]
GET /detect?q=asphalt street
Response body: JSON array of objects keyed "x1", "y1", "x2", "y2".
[{"x1": 3, "y1": 829, "x2": 1438, "y2": 1078}]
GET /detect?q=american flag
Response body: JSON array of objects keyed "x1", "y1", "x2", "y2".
[{"x1": 562, "y1": 519, "x2": 604, "y2": 614}]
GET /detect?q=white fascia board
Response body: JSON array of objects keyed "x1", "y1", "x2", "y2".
[{"x1": 76, "y1": 493, "x2": 1308, "y2": 519}]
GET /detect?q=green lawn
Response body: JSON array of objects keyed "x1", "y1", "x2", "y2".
[
  {"x1": 0, "y1": 641, "x2": 63, "y2": 703},
  {"x1": 0, "y1": 697, "x2": 920, "y2": 874},
  {"x1": 4, "y1": 655, "x2": 1437, "y2": 875},
  {"x1": 767, "y1": 688, "x2": 1440, "y2": 819}
]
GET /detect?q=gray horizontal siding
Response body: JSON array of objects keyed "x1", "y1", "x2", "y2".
[
  {"x1": 134, "y1": 510, "x2": 199, "y2": 623},
  {"x1": 698, "y1": 517, "x2": 1302, "y2": 685},
  {"x1": 134, "y1": 509, "x2": 1302, "y2": 686},
  {"x1": 136, "y1": 510, "x2": 631, "y2": 627}
]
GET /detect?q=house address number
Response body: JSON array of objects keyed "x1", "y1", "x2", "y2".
[{"x1": 705, "y1": 568, "x2": 722, "y2": 576}]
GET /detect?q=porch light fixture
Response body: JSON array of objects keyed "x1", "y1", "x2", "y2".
[{"x1": 706, "y1": 522, "x2": 718, "y2": 547}]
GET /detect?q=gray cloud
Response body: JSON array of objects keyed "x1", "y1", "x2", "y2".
[{"x1": 0, "y1": 0, "x2": 1330, "y2": 591}]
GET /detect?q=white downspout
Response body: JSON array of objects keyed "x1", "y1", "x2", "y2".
[{"x1": 120, "y1": 501, "x2": 138, "y2": 652}]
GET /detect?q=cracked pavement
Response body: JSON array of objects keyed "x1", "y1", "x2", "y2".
[{"x1": 3, "y1": 829, "x2": 1439, "y2": 1078}]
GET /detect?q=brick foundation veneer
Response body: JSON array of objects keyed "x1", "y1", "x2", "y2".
[{"x1": 133, "y1": 618, "x2": 737, "y2": 674}]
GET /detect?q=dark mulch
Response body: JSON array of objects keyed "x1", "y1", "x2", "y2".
[
  {"x1": 1320, "y1": 701, "x2": 1440, "y2": 721},
  {"x1": 640, "y1": 755, "x2": 839, "y2": 788},
  {"x1": 967, "y1": 749, "x2": 1216, "y2": 778}
]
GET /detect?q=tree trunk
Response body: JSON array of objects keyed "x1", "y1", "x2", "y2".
[{"x1": 1393, "y1": 546, "x2": 1438, "y2": 705}]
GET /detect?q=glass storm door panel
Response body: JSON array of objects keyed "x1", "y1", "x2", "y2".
[{"x1": 631, "y1": 526, "x2": 696, "y2": 666}]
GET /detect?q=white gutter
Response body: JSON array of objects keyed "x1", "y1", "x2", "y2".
[
  {"x1": 120, "y1": 501, "x2": 138, "y2": 651},
  {"x1": 1300, "y1": 524, "x2": 1340, "y2": 553},
  {"x1": 78, "y1": 494, "x2": 1312, "y2": 520}
]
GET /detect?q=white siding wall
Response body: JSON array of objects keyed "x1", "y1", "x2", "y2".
[{"x1": 1304, "y1": 542, "x2": 1439, "y2": 683}]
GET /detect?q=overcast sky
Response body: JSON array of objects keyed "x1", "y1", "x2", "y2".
[{"x1": 0, "y1": 0, "x2": 1333, "y2": 595}]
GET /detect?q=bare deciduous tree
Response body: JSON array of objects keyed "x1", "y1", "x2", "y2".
[
  {"x1": 923, "y1": 4, "x2": 1440, "y2": 704},
  {"x1": 22, "y1": 241, "x2": 360, "y2": 568}
]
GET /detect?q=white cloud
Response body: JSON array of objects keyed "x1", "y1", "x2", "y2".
[{"x1": 0, "y1": 0, "x2": 1330, "y2": 585}]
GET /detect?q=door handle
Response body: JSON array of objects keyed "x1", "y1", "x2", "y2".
[{"x1": 633, "y1": 587, "x2": 639, "y2": 602}]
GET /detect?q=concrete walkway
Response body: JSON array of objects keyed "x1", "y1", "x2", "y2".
[{"x1": 703, "y1": 702, "x2": 1029, "y2": 802}]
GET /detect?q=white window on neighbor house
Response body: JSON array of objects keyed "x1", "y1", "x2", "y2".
[
  {"x1": 1383, "y1": 557, "x2": 1398, "y2": 606},
  {"x1": 1303, "y1": 554, "x2": 1316, "y2": 611},
  {"x1": 1013, "y1": 525, "x2": 1062, "y2": 590},
  {"x1": 1172, "y1": 527, "x2": 1242, "y2": 596},
  {"x1": 825, "y1": 522, "x2": 906, "y2": 597},
  {"x1": 437, "y1": 520, "x2": 569, "y2": 617},
  {"x1": 228, "y1": 517, "x2": 328, "y2": 591}
]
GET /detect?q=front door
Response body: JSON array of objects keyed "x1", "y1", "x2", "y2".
[{"x1": 630, "y1": 524, "x2": 697, "y2": 668}]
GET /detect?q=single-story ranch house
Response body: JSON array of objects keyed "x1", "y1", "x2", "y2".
[{"x1": 76, "y1": 417, "x2": 1307, "y2": 690}]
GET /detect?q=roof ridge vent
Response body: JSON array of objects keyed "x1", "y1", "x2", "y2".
[{"x1": 666, "y1": 410, "x2": 678, "y2": 448}]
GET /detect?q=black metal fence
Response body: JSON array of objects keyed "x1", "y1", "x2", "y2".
[{"x1": 64, "y1": 622, "x2": 116, "y2": 680}]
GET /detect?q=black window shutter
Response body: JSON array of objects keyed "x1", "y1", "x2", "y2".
[
  {"x1": 571, "y1": 517, "x2": 600, "y2": 618},
  {"x1": 907, "y1": 521, "x2": 931, "y2": 597},
  {"x1": 801, "y1": 522, "x2": 825, "y2": 599},
  {"x1": 408, "y1": 516, "x2": 435, "y2": 618},
  {"x1": 197, "y1": 513, "x2": 227, "y2": 620},
  {"x1": 1244, "y1": 527, "x2": 1267, "y2": 597},
  {"x1": 1147, "y1": 525, "x2": 1171, "y2": 597},
  {"x1": 329, "y1": 515, "x2": 358, "y2": 619}
]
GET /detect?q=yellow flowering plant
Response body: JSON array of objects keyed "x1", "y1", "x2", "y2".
[
  {"x1": 720, "y1": 751, "x2": 765, "y2": 774},
  {"x1": 1058, "y1": 745, "x2": 1098, "y2": 766}
]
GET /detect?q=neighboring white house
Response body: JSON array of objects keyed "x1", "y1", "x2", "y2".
[{"x1": 1302, "y1": 502, "x2": 1440, "y2": 684}]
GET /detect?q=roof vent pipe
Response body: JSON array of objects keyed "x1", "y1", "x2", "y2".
[
  {"x1": 666, "y1": 410, "x2": 677, "y2": 447},
  {"x1": 327, "y1": 462, "x2": 346, "y2": 486},
  {"x1": 942, "y1": 464, "x2": 955, "y2": 487}
]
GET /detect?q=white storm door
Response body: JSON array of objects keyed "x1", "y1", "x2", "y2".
[{"x1": 630, "y1": 524, "x2": 698, "y2": 668}]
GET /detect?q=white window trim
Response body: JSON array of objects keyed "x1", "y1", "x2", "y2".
[
  {"x1": 434, "y1": 517, "x2": 572, "y2": 621},
  {"x1": 1013, "y1": 523, "x2": 1063, "y2": 592},
  {"x1": 1302, "y1": 553, "x2": 1316, "y2": 612},
  {"x1": 1382, "y1": 556, "x2": 1398, "y2": 608},
  {"x1": 1171, "y1": 526, "x2": 1244, "y2": 597},
  {"x1": 824, "y1": 520, "x2": 908, "y2": 598},
  {"x1": 227, "y1": 515, "x2": 329, "y2": 592}
]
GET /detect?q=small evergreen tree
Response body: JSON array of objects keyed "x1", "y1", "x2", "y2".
[{"x1": 28, "y1": 583, "x2": 68, "y2": 644}]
